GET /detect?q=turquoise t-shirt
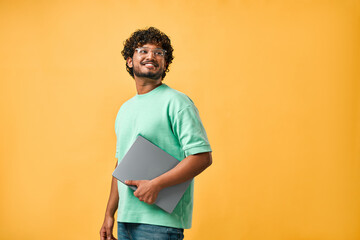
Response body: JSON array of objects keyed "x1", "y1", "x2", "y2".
[{"x1": 114, "y1": 83, "x2": 212, "y2": 229}]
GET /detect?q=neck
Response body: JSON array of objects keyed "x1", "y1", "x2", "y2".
[{"x1": 134, "y1": 77, "x2": 163, "y2": 95}]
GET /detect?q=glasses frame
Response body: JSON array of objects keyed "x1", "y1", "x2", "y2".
[{"x1": 134, "y1": 47, "x2": 167, "y2": 58}]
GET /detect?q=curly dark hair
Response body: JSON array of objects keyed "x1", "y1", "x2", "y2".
[{"x1": 121, "y1": 27, "x2": 174, "y2": 79}]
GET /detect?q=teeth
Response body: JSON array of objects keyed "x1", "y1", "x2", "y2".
[{"x1": 145, "y1": 64, "x2": 154, "y2": 67}]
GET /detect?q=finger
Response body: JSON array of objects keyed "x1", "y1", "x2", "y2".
[
  {"x1": 145, "y1": 198, "x2": 154, "y2": 204},
  {"x1": 135, "y1": 191, "x2": 141, "y2": 199},
  {"x1": 125, "y1": 180, "x2": 138, "y2": 186},
  {"x1": 100, "y1": 228, "x2": 106, "y2": 240},
  {"x1": 106, "y1": 227, "x2": 112, "y2": 240}
]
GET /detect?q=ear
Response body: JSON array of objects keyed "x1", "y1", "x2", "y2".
[{"x1": 127, "y1": 57, "x2": 133, "y2": 68}]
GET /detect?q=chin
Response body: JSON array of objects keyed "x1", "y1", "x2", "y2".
[{"x1": 134, "y1": 71, "x2": 163, "y2": 80}]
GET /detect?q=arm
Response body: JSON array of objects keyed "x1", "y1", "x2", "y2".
[
  {"x1": 125, "y1": 151, "x2": 212, "y2": 204},
  {"x1": 100, "y1": 161, "x2": 119, "y2": 240},
  {"x1": 154, "y1": 151, "x2": 212, "y2": 188}
]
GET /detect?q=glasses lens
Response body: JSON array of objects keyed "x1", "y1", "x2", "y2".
[
  {"x1": 153, "y1": 50, "x2": 164, "y2": 56},
  {"x1": 136, "y1": 48, "x2": 165, "y2": 57}
]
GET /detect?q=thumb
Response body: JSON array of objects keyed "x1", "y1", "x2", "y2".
[
  {"x1": 106, "y1": 228, "x2": 112, "y2": 240},
  {"x1": 125, "y1": 180, "x2": 139, "y2": 186}
]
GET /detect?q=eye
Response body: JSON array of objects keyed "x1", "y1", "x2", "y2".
[{"x1": 140, "y1": 49, "x2": 148, "y2": 54}]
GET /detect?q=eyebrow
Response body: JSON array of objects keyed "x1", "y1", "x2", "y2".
[{"x1": 140, "y1": 47, "x2": 164, "y2": 50}]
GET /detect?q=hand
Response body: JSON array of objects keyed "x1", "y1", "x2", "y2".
[
  {"x1": 125, "y1": 180, "x2": 162, "y2": 204},
  {"x1": 100, "y1": 215, "x2": 117, "y2": 240}
]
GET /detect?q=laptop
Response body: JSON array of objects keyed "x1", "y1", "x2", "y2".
[{"x1": 112, "y1": 135, "x2": 192, "y2": 214}]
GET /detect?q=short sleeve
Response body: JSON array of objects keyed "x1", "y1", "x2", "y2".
[
  {"x1": 115, "y1": 114, "x2": 119, "y2": 159},
  {"x1": 173, "y1": 104, "x2": 212, "y2": 157}
]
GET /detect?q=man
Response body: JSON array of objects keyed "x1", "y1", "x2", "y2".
[{"x1": 100, "y1": 27, "x2": 212, "y2": 240}]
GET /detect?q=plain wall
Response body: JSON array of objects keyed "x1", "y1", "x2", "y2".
[{"x1": 0, "y1": 0, "x2": 359, "y2": 239}]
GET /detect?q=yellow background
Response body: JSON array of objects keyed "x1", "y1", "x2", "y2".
[{"x1": 0, "y1": 0, "x2": 359, "y2": 239}]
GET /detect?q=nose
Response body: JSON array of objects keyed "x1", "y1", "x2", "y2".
[{"x1": 145, "y1": 50, "x2": 156, "y2": 59}]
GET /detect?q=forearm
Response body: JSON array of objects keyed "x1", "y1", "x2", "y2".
[
  {"x1": 104, "y1": 163, "x2": 119, "y2": 217},
  {"x1": 100, "y1": 162, "x2": 119, "y2": 240},
  {"x1": 152, "y1": 151, "x2": 212, "y2": 190}
]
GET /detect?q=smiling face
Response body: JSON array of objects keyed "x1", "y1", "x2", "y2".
[{"x1": 127, "y1": 43, "x2": 167, "y2": 81}]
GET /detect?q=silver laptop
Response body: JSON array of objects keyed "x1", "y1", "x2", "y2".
[{"x1": 112, "y1": 135, "x2": 192, "y2": 214}]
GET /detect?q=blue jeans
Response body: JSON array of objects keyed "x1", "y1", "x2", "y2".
[{"x1": 117, "y1": 222, "x2": 184, "y2": 240}]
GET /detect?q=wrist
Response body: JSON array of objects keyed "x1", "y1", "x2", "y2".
[
  {"x1": 150, "y1": 178, "x2": 165, "y2": 191},
  {"x1": 105, "y1": 212, "x2": 115, "y2": 218}
]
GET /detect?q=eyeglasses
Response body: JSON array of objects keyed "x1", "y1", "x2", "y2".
[{"x1": 135, "y1": 47, "x2": 166, "y2": 58}]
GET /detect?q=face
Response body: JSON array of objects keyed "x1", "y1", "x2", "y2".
[{"x1": 127, "y1": 43, "x2": 167, "y2": 80}]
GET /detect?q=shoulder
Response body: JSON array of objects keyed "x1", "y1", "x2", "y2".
[
  {"x1": 118, "y1": 95, "x2": 137, "y2": 110},
  {"x1": 162, "y1": 84, "x2": 195, "y2": 111},
  {"x1": 114, "y1": 96, "x2": 137, "y2": 122},
  {"x1": 160, "y1": 85, "x2": 201, "y2": 122}
]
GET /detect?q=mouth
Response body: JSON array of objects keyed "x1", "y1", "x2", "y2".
[{"x1": 141, "y1": 61, "x2": 158, "y2": 68}]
